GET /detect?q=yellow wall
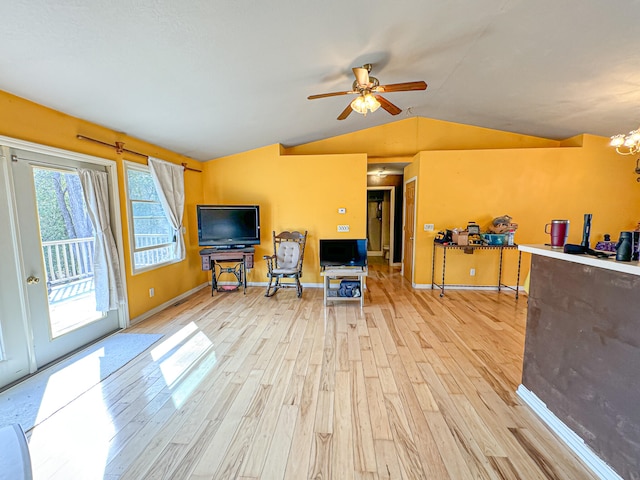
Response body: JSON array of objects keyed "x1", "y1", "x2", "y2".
[
  {"x1": 279, "y1": 119, "x2": 640, "y2": 289},
  {"x1": 411, "y1": 135, "x2": 639, "y2": 286},
  {"x1": 202, "y1": 145, "x2": 367, "y2": 283},
  {"x1": 3, "y1": 86, "x2": 638, "y2": 317},
  {"x1": 0, "y1": 90, "x2": 206, "y2": 320},
  {"x1": 284, "y1": 117, "x2": 560, "y2": 156}
]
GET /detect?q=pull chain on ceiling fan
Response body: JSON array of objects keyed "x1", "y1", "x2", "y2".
[{"x1": 307, "y1": 64, "x2": 427, "y2": 120}]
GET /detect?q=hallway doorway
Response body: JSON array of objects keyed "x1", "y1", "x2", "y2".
[{"x1": 366, "y1": 187, "x2": 394, "y2": 266}]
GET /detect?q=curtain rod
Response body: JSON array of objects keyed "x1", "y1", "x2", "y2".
[{"x1": 76, "y1": 134, "x2": 202, "y2": 172}]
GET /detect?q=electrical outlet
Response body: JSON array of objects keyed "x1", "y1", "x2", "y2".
[
  {"x1": 337, "y1": 225, "x2": 350, "y2": 232},
  {"x1": 338, "y1": 208, "x2": 346, "y2": 214},
  {"x1": 149, "y1": 287, "x2": 155, "y2": 297},
  {"x1": 470, "y1": 269, "x2": 476, "y2": 277},
  {"x1": 424, "y1": 223, "x2": 434, "y2": 231}
]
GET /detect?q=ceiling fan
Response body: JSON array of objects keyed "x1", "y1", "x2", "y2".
[{"x1": 307, "y1": 64, "x2": 427, "y2": 120}]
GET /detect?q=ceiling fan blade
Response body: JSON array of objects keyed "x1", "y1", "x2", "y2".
[
  {"x1": 337, "y1": 103, "x2": 353, "y2": 120},
  {"x1": 376, "y1": 81, "x2": 427, "y2": 93},
  {"x1": 375, "y1": 95, "x2": 402, "y2": 116},
  {"x1": 352, "y1": 67, "x2": 370, "y2": 87},
  {"x1": 308, "y1": 90, "x2": 354, "y2": 100}
]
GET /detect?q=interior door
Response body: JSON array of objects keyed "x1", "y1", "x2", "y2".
[
  {"x1": 403, "y1": 179, "x2": 416, "y2": 283},
  {"x1": 10, "y1": 148, "x2": 120, "y2": 368}
]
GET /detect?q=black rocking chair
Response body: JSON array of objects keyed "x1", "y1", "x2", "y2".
[{"x1": 263, "y1": 230, "x2": 307, "y2": 297}]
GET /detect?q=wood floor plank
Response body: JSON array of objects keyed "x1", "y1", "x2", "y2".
[
  {"x1": 283, "y1": 363, "x2": 321, "y2": 480},
  {"x1": 350, "y1": 360, "x2": 377, "y2": 474},
  {"x1": 20, "y1": 262, "x2": 601, "y2": 480},
  {"x1": 333, "y1": 370, "x2": 355, "y2": 479}
]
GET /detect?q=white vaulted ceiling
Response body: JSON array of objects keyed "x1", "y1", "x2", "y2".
[{"x1": 1, "y1": 0, "x2": 640, "y2": 161}]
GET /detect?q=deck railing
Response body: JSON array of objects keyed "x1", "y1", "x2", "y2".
[
  {"x1": 133, "y1": 234, "x2": 173, "y2": 268},
  {"x1": 42, "y1": 237, "x2": 95, "y2": 286},
  {"x1": 43, "y1": 234, "x2": 172, "y2": 285}
]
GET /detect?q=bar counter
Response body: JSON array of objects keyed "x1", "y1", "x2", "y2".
[{"x1": 517, "y1": 244, "x2": 640, "y2": 479}]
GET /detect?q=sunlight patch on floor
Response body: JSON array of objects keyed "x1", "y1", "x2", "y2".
[
  {"x1": 157, "y1": 331, "x2": 213, "y2": 387},
  {"x1": 30, "y1": 386, "x2": 115, "y2": 479},
  {"x1": 34, "y1": 348, "x2": 103, "y2": 425},
  {"x1": 150, "y1": 322, "x2": 217, "y2": 408},
  {"x1": 151, "y1": 322, "x2": 198, "y2": 361}
]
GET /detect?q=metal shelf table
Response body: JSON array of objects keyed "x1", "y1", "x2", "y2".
[{"x1": 431, "y1": 243, "x2": 522, "y2": 298}]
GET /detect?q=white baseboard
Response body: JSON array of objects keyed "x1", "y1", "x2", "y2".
[
  {"x1": 413, "y1": 284, "x2": 522, "y2": 292},
  {"x1": 516, "y1": 385, "x2": 622, "y2": 480},
  {"x1": 130, "y1": 282, "x2": 209, "y2": 325}
]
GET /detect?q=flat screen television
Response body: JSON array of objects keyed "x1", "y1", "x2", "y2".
[
  {"x1": 197, "y1": 205, "x2": 260, "y2": 248},
  {"x1": 319, "y1": 239, "x2": 367, "y2": 268}
]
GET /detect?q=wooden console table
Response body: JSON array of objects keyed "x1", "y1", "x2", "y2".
[
  {"x1": 431, "y1": 243, "x2": 521, "y2": 298},
  {"x1": 200, "y1": 247, "x2": 255, "y2": 295},
  {"x1": 321, "y1": 267, "x2": 368, "y2": 307}
]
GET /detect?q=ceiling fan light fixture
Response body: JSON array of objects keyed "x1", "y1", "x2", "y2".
[
  {"x1": 611, "y1": 127, "x2": 640, "y2": 154},
  {"x1": 351, "y1": 93, "x2": 381, "y2": 116}
]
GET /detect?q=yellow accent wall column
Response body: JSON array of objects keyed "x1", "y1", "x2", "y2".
[{"x1": 202, "y1": 144, "x2": 367, "y2": 284}]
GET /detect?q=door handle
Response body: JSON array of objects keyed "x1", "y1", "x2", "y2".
[{"x1": 26, "y1": 275, "x2": 40, "y2": 285}]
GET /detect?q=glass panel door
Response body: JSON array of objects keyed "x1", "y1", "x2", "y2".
[
  {"x1": 11, "y1": 149, "x2": 120, "y2": 367},
  {"x1": 34, "y1": 167, "x2": 104, "y2": 337}
]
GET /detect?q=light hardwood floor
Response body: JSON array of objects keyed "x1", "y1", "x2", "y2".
[{"x1": 26, "y1": 263, "x2": 599, "y2": 479}]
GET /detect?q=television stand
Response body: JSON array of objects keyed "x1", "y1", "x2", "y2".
[
  {"x1": 320, "y1": 266, "x2": 368, "y2": 308},
  {"x1": 200, "y1": 247, "x2": 255, "y2": 295}
]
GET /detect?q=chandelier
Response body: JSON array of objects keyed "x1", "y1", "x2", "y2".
[
  {"x1": 610, "y1": 128, "x2": 640, "y2": 155},
  {"x1": 350, "y1": 93, "x2": 380, "y2": 116}
]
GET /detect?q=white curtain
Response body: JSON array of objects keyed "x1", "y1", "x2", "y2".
[
  {"x1": 148, "y1": 157, "x2": 186, "y2": 261},
  {"x1": 78, "y1": 169, "x2": 124, "y2": 312}
]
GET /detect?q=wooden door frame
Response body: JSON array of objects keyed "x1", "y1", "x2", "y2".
[
  {"x1": 366, "y1": 186, "x2": 395, "y2": 266},
  {"x1": 402, "y1": 176, "x2": 417, "y2": 285}
]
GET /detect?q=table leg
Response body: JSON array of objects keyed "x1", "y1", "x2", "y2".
[
  {"x1": 211, "y1": 259, "x2": 217, "y2": 296},
  {"x1": 324, "y1": 276, "x2": 328, "y2": 305},
  {"x1": 440, "y1": 247, "x2": 446, "y2": 297},
  {"x1": 498, "y1": 247, "x2": 504, "y2": 292},
  {"x1": 242, "y1": 257, "x2": 247, "y2": 294},
  {"x1": 516, "y1": 250, "x2": 522, "y2": 299},
  {"x1": 431, "y1": 243, "x2": 436, "y2": 290}
]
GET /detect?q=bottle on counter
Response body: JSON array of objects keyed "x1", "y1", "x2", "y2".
[
  {"x1": 581, "y1": 213, "x2": 592, "y2": 248},
  {"x1": 616, "y1": 231, "x2": 632, "y2": 262},
  {"x1": 507, "y1": 229, "x2": 515, "y2": 246}
]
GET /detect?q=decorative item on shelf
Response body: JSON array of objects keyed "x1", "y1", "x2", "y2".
[
  {"x1": 434, "y1": 230, "x2": 452, "y2": 244},
  {"x1": 451, "y1": 228, "x2": 468, "y2": 245},
  {"x1": 488, "y1": 215, "x2": 518, "y2": 234},
  {"x1": 468, "y1": 233, "x2": 483, "y2": 245},
  {"x1": 467, "y1": 221, "x2": 481, "y2": 235},
  {"x1": 595, "y1": 234, "x2": 617, "y2": 252},
  {"x1": 481, "y1": 233, "x2": 507, "y2": 245}
]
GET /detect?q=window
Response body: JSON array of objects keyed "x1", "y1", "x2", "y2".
[{"x1": 124, "y1": 162, "x2": 177, "y2": 273}]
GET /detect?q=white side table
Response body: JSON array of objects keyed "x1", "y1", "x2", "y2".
[{"x1": 320, "y1": 267, "x2": 368, "y2": 307}]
